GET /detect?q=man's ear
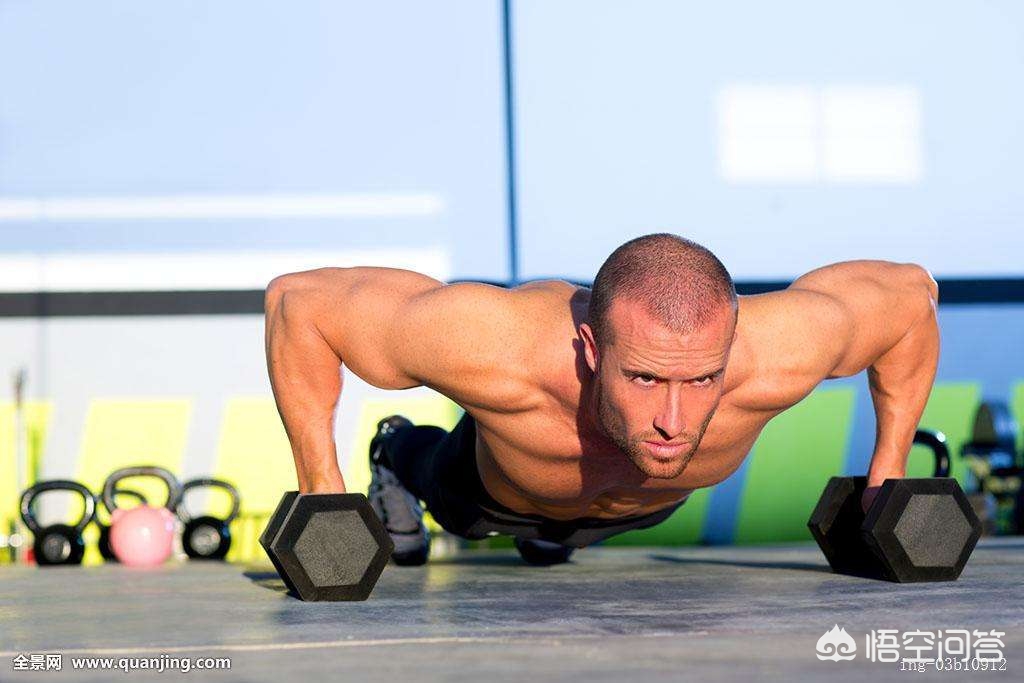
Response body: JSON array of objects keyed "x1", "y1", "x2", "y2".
[{"x1": 579, "y1": 322, "x2": 600, "y2": 373}]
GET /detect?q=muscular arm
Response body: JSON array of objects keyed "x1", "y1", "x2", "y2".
[
  {"x1": 264, "y1": 267, "x2": 536, "y2": 493},
  {"x1": 788, "y1": 260, "x2": 941, "y2": 487}
]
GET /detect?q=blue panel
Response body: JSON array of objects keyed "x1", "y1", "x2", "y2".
[
  {"x1": 512, "y1": 0, "x2": 1024, "y2": 281},
  {"x1": 0, "y1": 0, "x2": 508, "y2": 281}
]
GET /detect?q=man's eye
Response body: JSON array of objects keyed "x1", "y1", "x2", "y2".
[
  {"x1": 633, "y1": 375, "x2": 657, "y2": 385},
  {"x1": 694, "y1": 376, "x2": 713, "y2": 386}
]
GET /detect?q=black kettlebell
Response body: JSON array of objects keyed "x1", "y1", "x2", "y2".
[
  {"x1": 96, "y1": 489, "x2": 149, "y2": 561},
  {"x1": 20, "y1": 480, "x2": 97, "y2": 566},
  {"x1": 173, "y1": 478, "x2": 241, "y2": 560},
  {"x1": 913, "y1": 428, "x2": 951, "y2": 477}
]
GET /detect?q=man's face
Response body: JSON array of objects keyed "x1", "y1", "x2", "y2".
[{"x1": 582, "y1": 298, "x2": 736, "y2": 480}]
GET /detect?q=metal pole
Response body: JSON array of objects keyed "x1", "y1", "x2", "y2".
[
  {"x1": 12, "y1": 368, "x2": 26, "y2": 563},
  {"x1": 502, "y1": 0, "x2": 520, "y2": 287}
]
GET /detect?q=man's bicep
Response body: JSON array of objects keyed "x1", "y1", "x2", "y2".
[{"x1": 390, "y1": 283, "x2": 536, "y2": 411}]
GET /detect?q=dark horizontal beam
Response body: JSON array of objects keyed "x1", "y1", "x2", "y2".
[
  {"x1": 464, "y1": 278, "x2": 1024, "y2": 304},
  {"x1": 0, "y1": 278, "x2": 1020, "y2": 317},
  {"x1": 928, "y1": 278, "x2": 1024, "y2": 304},
  {"x1": 738, "y1": 278, "x2": 1024, "y2": 302},
  {"x1": 0, "y1": 290, "x2": 266, "y2": 317}
]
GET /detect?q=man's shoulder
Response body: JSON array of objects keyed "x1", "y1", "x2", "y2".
[
  {"x1": 509, "y1": 278, "x2": 585, "y2": 303},
  {"x1": 397, "y1": 279, "x2": 578, "y2": 415},
  {"x1": 509, "y1": 279, "x2": 589, "y2": 402},
  {"x1": 725, "y1": 290, "x2": 847, "y2": 413}
]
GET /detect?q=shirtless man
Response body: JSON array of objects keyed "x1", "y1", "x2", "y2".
[{"x1": 265, "y1": 233, "x2": 940, "y2": 565}]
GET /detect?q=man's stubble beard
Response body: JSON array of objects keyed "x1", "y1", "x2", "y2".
[{"x1": 595, "y1": 380, "x2": 713, "y2": 480}]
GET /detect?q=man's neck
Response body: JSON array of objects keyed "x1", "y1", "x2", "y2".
[{"x1": 576, "y1": 367, "x2": 610, "y2": 450}]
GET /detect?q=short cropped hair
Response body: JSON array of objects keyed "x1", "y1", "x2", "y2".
[{"x1": 588, "y1": 233, "x2": 737, "y2": 346}]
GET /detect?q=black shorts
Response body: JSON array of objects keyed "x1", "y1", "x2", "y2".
[{"x1": 387, "y1": 412, "x2": 686, "y2": 548}]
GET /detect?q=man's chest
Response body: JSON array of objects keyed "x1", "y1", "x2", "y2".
[{"x1": 469, "y1": 399, "x2": 770, "y2": 519}]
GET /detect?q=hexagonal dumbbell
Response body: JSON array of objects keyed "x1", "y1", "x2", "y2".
[
  {"x1": 808, "y1": 429, "x2": 982, "y2": 582},
  {"x1": 809, "y1": 476, "x2": 982, "y2": 582},
  {"x1": 260, "y1": 492, "x2": 395, "y2": 601}
]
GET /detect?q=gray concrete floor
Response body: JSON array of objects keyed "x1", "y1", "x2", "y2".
[{"x1": 1, "y1": 538, "x2": 1022, "y2": 682}]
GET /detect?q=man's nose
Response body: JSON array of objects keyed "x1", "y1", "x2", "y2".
[{"x1": 653, "y1": 389, "x2": 687, "y2": 440}]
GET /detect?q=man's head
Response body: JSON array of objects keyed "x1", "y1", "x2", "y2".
[{"x1": 580, "y1": 233, "x2": 738, "y2": 480}]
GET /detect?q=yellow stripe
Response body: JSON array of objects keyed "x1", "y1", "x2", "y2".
[
  {"x1": 75, "y1": 399, "x2": 191, "y2": 565},
  {"x1": 0, "y1": 401, "x2": 53, "y2": 526},
  {"x1": 211, "y1": 397, "x2": 296, "y2": 562}
]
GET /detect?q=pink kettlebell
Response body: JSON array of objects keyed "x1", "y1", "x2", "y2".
[{"x1": 102, "y1": 466, "x2": 181, "y2": 568}]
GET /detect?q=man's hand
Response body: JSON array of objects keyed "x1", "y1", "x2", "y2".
[
  {"x1": 862, "y1": 462, "x2": 909, "y2": 513},
  {"x1": 862, "y1": 458, "x2": 908, "y2": 512},
  {"x1": 308, "y1": 470, "x2": 348, "y2": 494},
  {"x1": 861, "y1": 484, "x2": 881, "y2": 514}
]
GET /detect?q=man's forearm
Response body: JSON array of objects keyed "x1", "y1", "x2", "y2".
[
  {"x1": 866, "y1": 288, "x2": 940, "y2": 485},
  {"x1": 265, "y1": 282, "x2": 347, "y2": 493}
]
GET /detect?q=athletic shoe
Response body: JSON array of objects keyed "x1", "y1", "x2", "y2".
[{"x1": 368, "y1": 415, "x2": 431, "y2": 566}]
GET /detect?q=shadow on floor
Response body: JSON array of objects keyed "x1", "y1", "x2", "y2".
[
  {"x1": 647, "y1": 553, "x2": 833, "y2": 574},
  {"x1": 428, "y1": 554, "x2": 531, "y2": 567},
  {"x1": 243, "y1": 570, "x2": 293, "y2": 595}
]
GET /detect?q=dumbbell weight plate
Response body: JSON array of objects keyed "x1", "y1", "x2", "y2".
[
  {"x1": 861, "y1": 477, "x2": 983, "y2": 582},
  {"x1": 807, "y1": 476, "x2": 889, "y2": 579},
  {"x1": 259, "y1": 492, "x2": 300, "y2": 596}
]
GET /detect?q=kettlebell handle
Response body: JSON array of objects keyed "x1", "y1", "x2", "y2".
[
  {"x1": 109, "y1": 488, "x2": 148, "y2": 508},
  {"x1": 102, "y1": 466, "x2": 181, "y2": 514},
  {"x1": 172, "y1": 478, "x2": 241, "y2": 523},
  {"x1": 20, "y1": 480, "x2": 97, "y2": 535},
  {"x1": 913, "y1": 429, "x2": 951, "y2": 477},
  {"x1": 96, "y1": 488, "x2": 149, "y2": 525}
]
